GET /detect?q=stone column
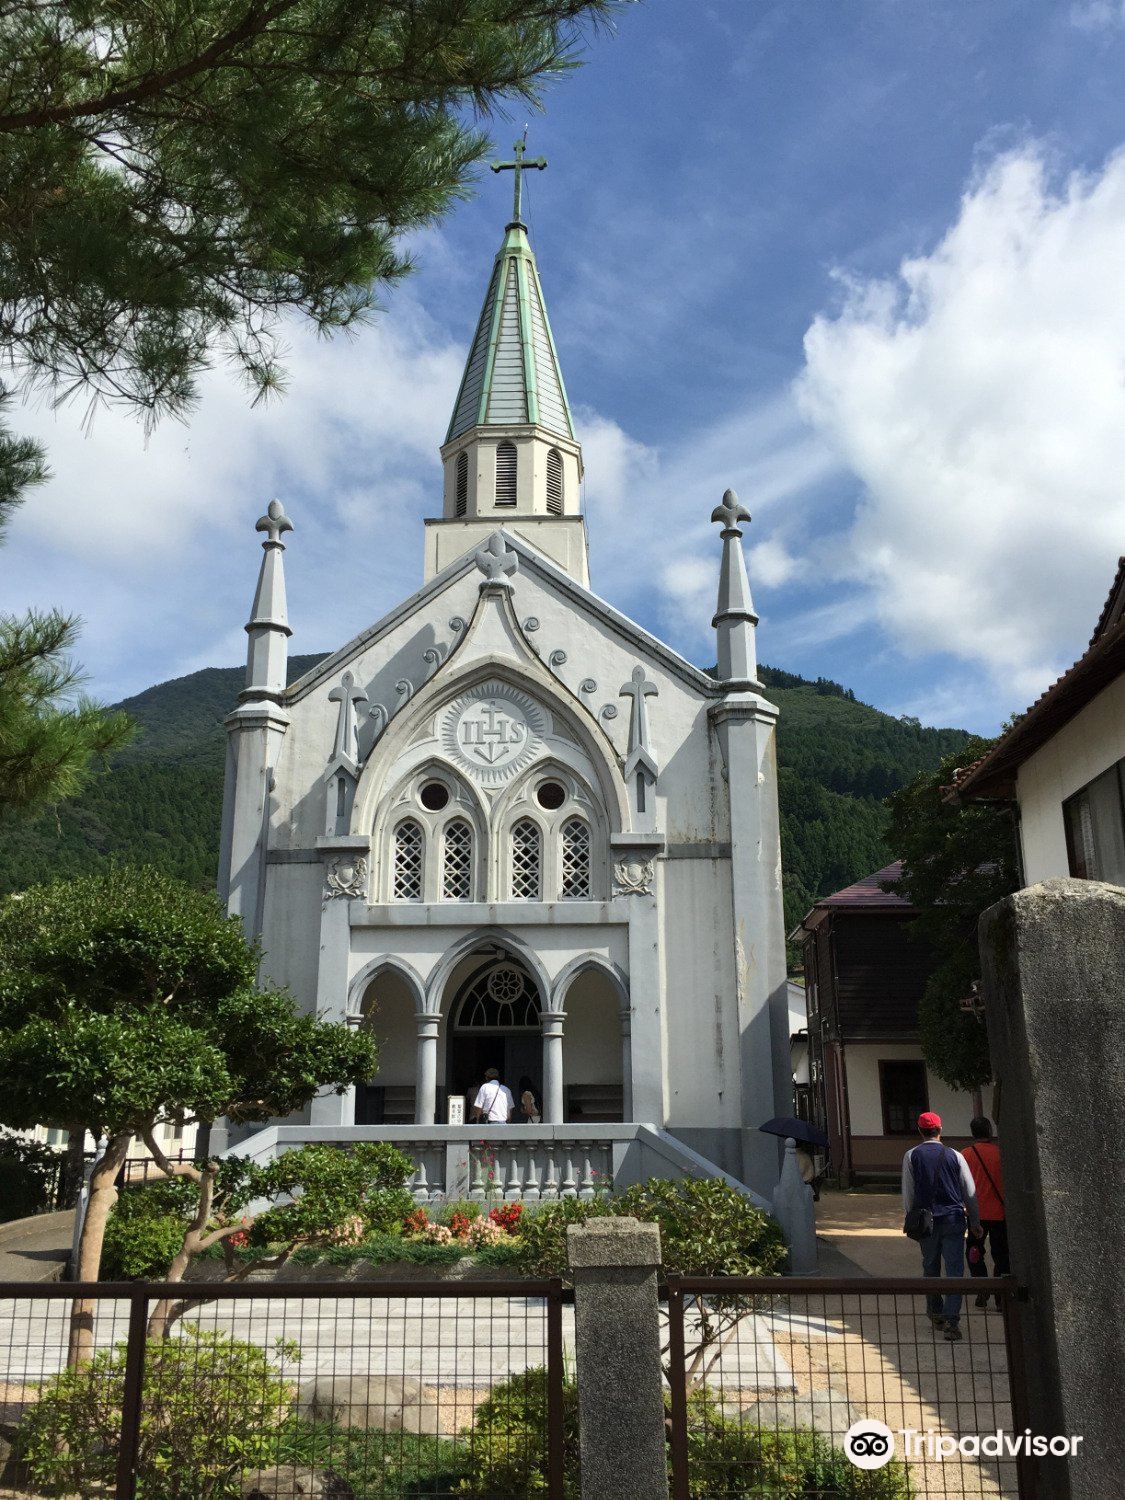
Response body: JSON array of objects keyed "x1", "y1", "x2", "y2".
[
  {"x1": 308, "y1": 893, "x2": 354, "y2": 1129},
  {"x1": 567, "y1": 1218, "x2": 668, "y2": 1500},
  {"x1": 620, "y1": 1009, "x2": 633, "y2": 1122},
  {"x1": 979, "y1": 878, "x2": 1125, "y2": 1500},
  {"x1": 541, "y1": 1009, "x2": 565, "y2": 1124},
  {"x1": 415, "y1": 1013, "x2": 440, "y2": 1125}
]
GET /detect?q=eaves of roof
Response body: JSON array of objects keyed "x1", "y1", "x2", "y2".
[
  {"x1": 284, "y1": 528, "x2": 721, "y2": 703},
  {"x1": 953, "y1": 614, "x2": 1125, "y2": 803},
  {"x1": 789, "y1": 861, "x2": 918, "y2": 940}
]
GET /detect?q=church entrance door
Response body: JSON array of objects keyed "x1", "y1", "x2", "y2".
[{"x1": 445, "y1": 955, "x2": 542, "y2": 1119}]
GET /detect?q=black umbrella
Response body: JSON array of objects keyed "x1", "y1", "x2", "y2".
[{"x1": 758, "y1": 1116, "x2": 829, "y2": 1148}]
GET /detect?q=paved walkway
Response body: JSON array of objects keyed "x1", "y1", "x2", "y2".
[
  {"x1": 814, "y1": 1186, "x2": 918, "y2": 1277},
  {"x1": 0, "y1": 1214, "x2": 72, "y2": 1284}
]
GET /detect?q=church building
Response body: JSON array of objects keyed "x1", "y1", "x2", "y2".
[{"x1": 217, "y1": 147, "x2": 791, "y2": 1197}]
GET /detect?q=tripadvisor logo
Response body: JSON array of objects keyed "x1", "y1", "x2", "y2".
[
  {"x1": 843, "y1": 1419, "x2": 1084, "y2": 1467},
  {"x1": 843, "y1": 1420, "x2": 895, "y2": 1470}
]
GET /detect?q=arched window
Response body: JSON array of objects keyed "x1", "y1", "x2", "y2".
[
  {"x1": 392, "y1": 819, "x2": 423, "y2": 900},
  {"x1": 560, "y1": 816, "x2": 591, "y2": 899},
  {"x1": 455, "y1": 451, "x2": 468, "y2": 517},
  {"x1": 546, "y1": 448, "x2": 564, "y2": 515},
  {"x1": 442, "y1": 819, "x2": 473, "y2": 900},
  {"x1": 510, "y1": 818, "x2": 542, "y2": 899},
  {"x1": 495, "y1": 441, "x2": 517, "y2": 506}
]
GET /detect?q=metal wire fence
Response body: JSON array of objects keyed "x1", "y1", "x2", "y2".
[
  {"x1": 666, "y1": 1275, "x2": 1031, "y2": 1500},
  {"x1": 0, "y1": 1280, "x2": 568, "y2": 1500}
]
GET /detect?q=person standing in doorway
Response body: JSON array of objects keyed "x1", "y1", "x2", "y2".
[
  {"x1": 517, "y1": 1076, "x2": 541, "y2": 1124},
  {"x1": 902, "y1": 1111, "x2": 982, "y2": 1342},
  {"x1": 963, "y1": 1116, "x2": 1008, "y2": 1308},
  {"x1": 471, "y1": 1068, "x2": 514, "y2": 1125}
]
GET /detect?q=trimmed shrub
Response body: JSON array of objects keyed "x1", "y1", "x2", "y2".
[
  {"x1": 102, "y1": 1177, "x2": 198, "y2": 1280},
  {"x1": 455, "y1": 1366, "x2": 580, "y2": 1498},
  {"x1": 511, "y1": 1177, "x2": 786, "y2": 1280},
  {"x1": 16, "y1": 1326, "x2": 297, "y2": 1499}
]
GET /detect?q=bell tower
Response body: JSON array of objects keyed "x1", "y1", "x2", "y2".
[{"x1": 424, "y1": 136, "x2": 588, "y2": 586}]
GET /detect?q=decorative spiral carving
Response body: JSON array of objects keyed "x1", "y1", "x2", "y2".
[
  {"x1": 600, "y1": 704, "x2": 619, "y2": 721},
  {"x1": 449, "y1": 617, "x2": 466, "y2": 634},
  {"x1": 549, "y1": 650, "x2": 567, "y2": 670},
  {"x1": 580, "y1": 679, "x2": 597, "y2": 696},
  {"x1": 422, "y1": 646, "x2": 443, "y2": 676},
  {"x1": 523, "y1": 616, "x2": 540, "y2": 633},
  {"x1": 395, "y1": 679, "x2": 414, "y2": 703},
  {"x1": 368, "y1": 704, "x2": 388, "y2": 737}
]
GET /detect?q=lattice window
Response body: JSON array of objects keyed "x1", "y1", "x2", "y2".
[
  {"x1": 392, "y1": 819, "x2": 423, "y2": 900},
  {"x1": 442, "y1": 819, "x2": 473, "y2": 900},
  {"x1": 495, "y1": 441, "x2": 517, "y2": 506},
  {"x1": 546, "y1": 448, "x2": 563, "y2": 514},
  {"x1": 561, "y1": 816, "x2": 591, "y2": 899},
  {"x1": 455, "y1": 451, "x2": 468, "y2": 517},
  {"x1": 510, "y1": 818, "x2": 541, "y2": 899}
]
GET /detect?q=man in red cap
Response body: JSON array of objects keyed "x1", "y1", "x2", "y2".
[{"x1": 902, "y1": 1111, "x2": 982, "y2": 1342}]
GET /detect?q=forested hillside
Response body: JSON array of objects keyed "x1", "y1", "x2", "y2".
[{"x1": 0, "y1": 657, "x2": 970, "y2": 932}]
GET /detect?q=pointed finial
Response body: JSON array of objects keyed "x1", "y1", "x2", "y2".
[
  {"x1": 711, "y1": 488, "x2": 751, "y2": 536},
  {"x1": 256, "y1": 499, "x2": 293, "y2": 547},
  {"x1": 328, "y1": 670, "x2": 368, "y2": 765}
]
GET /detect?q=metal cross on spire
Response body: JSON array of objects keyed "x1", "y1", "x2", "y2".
[{"x1": 490, "y1": 128, "x2": 547, "y2": 226}]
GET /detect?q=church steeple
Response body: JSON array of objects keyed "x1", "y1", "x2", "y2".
[{"x1": 425, "y1": 135, "x2": 588, "y2": 586}]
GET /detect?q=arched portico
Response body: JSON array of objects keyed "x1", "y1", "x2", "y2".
[{"x1": 553, "y1": 956, "x2": 631, "y2": 1123}]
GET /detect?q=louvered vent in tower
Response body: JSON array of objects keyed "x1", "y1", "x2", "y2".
[
  {"x1": 495, "y1": 441, "x2": 517, "y2": 506},
  {"x1": 455, "y1": 451, "x2": 468, "y2": 516},
  {"x1": 546, "y1": 448, "x2": 563, "y2": 514}
]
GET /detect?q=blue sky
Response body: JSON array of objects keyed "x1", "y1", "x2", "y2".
[{"x1": 6, "y1": 0, "x2": 1125, "y2": 732}]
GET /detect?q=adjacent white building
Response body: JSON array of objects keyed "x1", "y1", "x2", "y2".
[
  {"x1": 956, "y1": 556, "x2": 1125, "y2": 887},
  {"x1": 216, "y1": 167, "x2": 791, "y2": 1196}
]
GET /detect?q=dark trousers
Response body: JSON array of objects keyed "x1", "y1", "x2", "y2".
[
  {"x1": 920, "y1": 1214, "x2": 966, "y2": 1324},
  {"x1": 968, "y1": 1218, "x2": 1010, "y2": 1278}
]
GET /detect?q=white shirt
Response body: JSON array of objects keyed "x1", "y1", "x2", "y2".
[{"x1": 473, "y1": 1081, "x2": 515, "y2": 1123}]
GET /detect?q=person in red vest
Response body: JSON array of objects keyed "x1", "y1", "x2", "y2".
[{"x1": 963, "y1": 1116, "x2": 1008, "y2": 1308}]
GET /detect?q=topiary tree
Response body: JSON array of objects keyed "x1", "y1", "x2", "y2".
[{"x1": 0, "y1": 866, "x2": 377, "y2": 1363}]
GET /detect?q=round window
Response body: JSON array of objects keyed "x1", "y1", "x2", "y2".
[
  {"x1": 535, "y1": 780, "x2": 566, "y2": 810},
  {"x1": 419, "y1": 781, "x2": 450, "y2": 811}
]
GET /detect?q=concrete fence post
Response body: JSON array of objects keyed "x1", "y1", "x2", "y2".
[
  {"x1": 566, "y1": 1217, "x2": 669, "y2": 1500},
  {"x1": 978, "y1": 877, "x2": 1125, "y2": 1500}
]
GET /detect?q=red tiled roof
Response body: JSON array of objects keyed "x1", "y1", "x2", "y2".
[
  {"x1": 792, "y1": 862, "x2": 916, "y2": 937},
  {"x1": 816, "y1": 861, "x2": 913, "y2": 909}
]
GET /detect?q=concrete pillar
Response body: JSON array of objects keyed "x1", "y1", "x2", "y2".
[
  {"x1": 710, "y1": 694, "x2": 790, "y2": 1199},
  {"x1": 979, "y1": 878, "x2": 1125, "y2": 1500},
  {"x1": 541, "y1": 1009, "x2": 565, "y2": 1124},
  {"x1": 308, "y1": 894, "x2": 353, "y2": 1129},
  {"x1": 415, "y1": 1014, "x2": 440, "y2": 1125},
  {"x1": 620, "y1": 1010, "x2": 633, "y2": 1122},
  {"x1": 621, "y1": 878, "x2": 667, "y2": 1125},
  {"x1": 566, "y1": 1218, "x2": 668, "y2": 1500},
  {"x1": 772, "y1": 1138, "x2": 817, "y2": 1274}
]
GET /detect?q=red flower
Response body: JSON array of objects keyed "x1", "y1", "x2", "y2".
[{"x1": 488, "y1": 1203, "x2": 523, "y2": 1234}]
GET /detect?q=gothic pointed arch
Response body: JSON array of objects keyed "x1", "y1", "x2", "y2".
[
  {"x1": 349, "y1": 579, "x2": 631, "y2": 841},
  {"x1": 424, "y1": 927, "x2": 552, "y2": 1019}
]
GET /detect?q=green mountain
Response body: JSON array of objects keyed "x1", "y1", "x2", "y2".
[{"x1": 0, "y1": 657, "x2": 970, "y2": 933}]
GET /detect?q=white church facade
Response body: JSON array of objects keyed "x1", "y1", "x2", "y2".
[{"x1": 217, "y1": 154, "x2": 791, "y2": 1197}]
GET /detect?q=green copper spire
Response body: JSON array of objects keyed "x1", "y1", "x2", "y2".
[{"x1": 445, "y1": 137, "x2": 574, "y2": 444}]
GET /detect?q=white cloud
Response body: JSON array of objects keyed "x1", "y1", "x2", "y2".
[
  {"x1": 1069, "y1": 0, "x2": 1125, "y2": 30},
  {"x1": 797, "y1": 144, "x2": 1125, "y2": 707}
]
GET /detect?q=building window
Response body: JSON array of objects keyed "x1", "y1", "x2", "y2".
[
  {"x1": 879, "y1": 1059, "x2": 929, "y2": 1136},
  {"x1": 495, "y1": 441, "x2": 517, "y2": 506},
  {"x1": 442, "y1": 819, "x2": 473, "y2": 900},
  {"x1": 1064, "y1": 757, "x2": 1125, "y2": 885},
  {"x1": 560, "y1": 816, "x2": 591, "y2": 899},
  {"x1": 546, "y1": 448, "x2": 563, "y2": 514},
  {"x1": 455, "y1": 451, "x2": 468, "y2": 517},
  {"x1": 510, "y1": 818, "x2": 541, "y2": 899},
  {"x1": 392, "y1": 819, "x2": 424, "y2": 900}
]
